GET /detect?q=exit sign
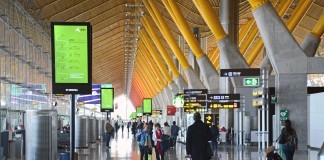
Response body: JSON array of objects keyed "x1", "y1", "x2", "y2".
[{"x1": 244, "y1": 78, "x2": 259, "y2": 86}]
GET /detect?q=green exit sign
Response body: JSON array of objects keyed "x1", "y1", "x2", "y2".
[{"x1": 244, "y1": 78, "x2": 259, "y2": 86}]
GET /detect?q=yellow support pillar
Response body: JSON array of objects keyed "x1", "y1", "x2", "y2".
[
  {"x1": 141, "y1": 16, "x2": 181, "y2": 78},
  {"x1": 143, "y1": 0, "x2": 190, "y2": 70},
  {"x1": 162, "y1": 0, "x2": 205, "y2": 59},
  {"x1": 138, "y1": 31, "x2": 172, "y2": 83},
  {"x1": 137, "y1": 61, "x2": 162, "y2": 93},
  {"x1": 311, "y1": 14, "x2": 324, "y2": 38},
  {"x1": 246, "y1": 0, "x2": 313, "y2": 65},
  {"x1": 138, "y1": 52, "x2": 167, "y2": 88}
]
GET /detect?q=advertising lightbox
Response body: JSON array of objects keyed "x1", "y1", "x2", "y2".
[
  {"x1": 136, "y1": 106, "x2": 143, "y2": 117},
  {"x1": 51, "y1": 22, "x2": 92, "y2": 94},
  {"x1": 142, "y1": 98, "x2": 152, "y2": 115},
  {"x1": 100, "y1": 88, "x2": 114, "y2": 112}
]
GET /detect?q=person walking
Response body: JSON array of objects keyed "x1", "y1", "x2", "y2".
[
  {"x1": 105, "y1": 120, "x2": 113, "y2": 149},
  {"x1": 121, "y1": 121, "x2": 124, "y2": 134},
  {"x1": 186, "y1": 112, "x2": 213, "y2": 160},
  {"x1": 153, "y1": 123, "x2": 164, "y2": 160},
  {"x1": 136, "y1": 123, "x2": 151, "y2": 160},
  {"x1": 210, "y1": 123, "x2": 220, "y2": 151},
  {"x1": 278, "y1": 120, "x2": 298, "y2": 160},
  {"x1": 171, "y1": 121, "x2": 180, "y2": 148},
  {"x1": 162, "y1": 122, "x2": 171, "y2": 136}
]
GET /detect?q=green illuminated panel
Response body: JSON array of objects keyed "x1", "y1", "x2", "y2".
[
  {"x1": 136, "y1": 106, "x2": 143, "y2": 116},
  {"x1": 143, "y1": 98, "x2": 152, "y2": 114},
  {"x1": 101, "y1": 89, "x2": 113, "y2": 110},
  {"x1": 54, "y1": 25, "x2": 88, "y2": 83}
]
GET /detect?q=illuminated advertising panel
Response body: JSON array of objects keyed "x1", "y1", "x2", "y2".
[
  {"x1": 51, "y1": 22, "x2": 92, "y2": 94},
  {"x1": 100, "y1": 88, "x2": 114, "y2": 112}
]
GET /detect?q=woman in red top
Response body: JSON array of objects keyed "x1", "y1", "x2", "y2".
[{"x1": 153, "y1": 123, "x2": 164, "y2": 160}]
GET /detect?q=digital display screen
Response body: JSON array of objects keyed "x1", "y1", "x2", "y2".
[
  {"x1": 54, "y1": 25, "x2": 88, "y2": 83},
  {"x1": 142, "y1": 98, "x2": 152, "y2": 115},
  {"x1": 100, "y1": 88, "x2": 114, "y2": 112},
  {"x1": 51, "y1": 22, "x2": 92, "y2": 94},
  {"x1": 136, "y1": 106, "x2": 143, "y2": 116}
]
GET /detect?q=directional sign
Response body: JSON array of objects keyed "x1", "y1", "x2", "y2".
[
  {"x1": 183, "y1": 102, "x2": 206, "y2": 107},
  {"x1": 184, "y1": 95, "x2": 206, "y2": 100},
  {"x1": 204, "y1": 114, "x2": 214, "y2": 128},
  {"x1": 220, "y1": 68, "x2": 260, "y2": 77},
  {"x1": 252, "y1": 88, "x2": 265, "y2": 97},
  {"x1": 252, "y1": 98, "x2": 264, "y2": 107},
  {"x1": 207, "y1": 94, "x2": 240, "y2": 101},
  {"x1": 183, "y1": 89, "x2": 208, "y2": 95},
  {"x1": 244, "y1": 78, "x2": 259, "y2": 86},
  {"x1": 207, "y1": 102, "x2": 240, "y2": 109}
]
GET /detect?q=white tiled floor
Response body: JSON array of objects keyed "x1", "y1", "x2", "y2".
[{"x1": 70, "y1": 129, "x2": 315, "y2": 160}]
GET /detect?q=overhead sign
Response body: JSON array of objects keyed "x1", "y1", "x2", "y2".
[
  {"x1": 244, "y1": 78, "x2": 259, "y2": 87},
  {"x1": 220, "y1": 68, "x2": 260, "y2": 77},
  {"x1": 100, "y1": 88, "x2": 114, "y2": 112},
  {"x1": 143, "y1": 98, "x2": 152, "y2": 115},
  {"x1": 152, "y1": 110, "x2": 162, "y2": 116},
  {"x1": 280, "y1": 110, "x2": 289, "y2": 121},
  {"x1": 167, "y1": 105, "x2": 176, "y2": 116},
  {"x1": 252, "y1": 88, "x2": 265, "y2": 97},
  {"x1": 51, "y1": 22, "x2": 92, "y2": 94},
  {"x1": 204, "y1": 114, "x2": 213, "y2": 128},
  {"x1": 136, "y1": 106, "x2": 143, "y2": 116},
  {"x1": 184, "y1": 95, "x2": 206, "y2": 101},
  {"x1": 173, "y1": 94, "x2": 184, "y2": 108},
  {"x1": 207, "y1": 102, "x2": 240, "y2": 109},
  {"x1": 252, "y1": 98, "x2": 264, "y2": 107},
  {"x1": 183, "y1": 89, "x2": 208, "y2": 95},
  {"x1": 183, "y1": 102, "x2": 206, "y2": 107},
  {"x1": 184, "y1": 108, "x2": 207, "y2": 113},
  {"x1": 207, "y1": 94, "x2": 240, "y2": 101},
  {"x1": 130, "y1": 112, "x2": 137, "y2": 119}
]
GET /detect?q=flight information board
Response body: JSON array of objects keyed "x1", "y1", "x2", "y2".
[
  {"x1": 100, "y1": 88, "x2": 114, "y2": 112},
  {"x1": 51, "y1": 22, "x2": 92, "y2": 94},
  {"x1": 136, "y1": 106, "x2": 143, "y2": 116}
]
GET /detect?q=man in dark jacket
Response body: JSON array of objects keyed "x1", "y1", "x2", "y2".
[{"x1": 186, "y1": 112, "x2": 213, "y2": 160}]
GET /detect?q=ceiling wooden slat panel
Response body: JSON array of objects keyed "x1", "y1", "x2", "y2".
[{"x1": 21, "y1": 0, "x2": 323, "y2": 107}]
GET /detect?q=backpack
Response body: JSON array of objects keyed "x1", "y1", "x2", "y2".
[{"x1": 160, "y1": 134, "x2": 171, "y2": 152}]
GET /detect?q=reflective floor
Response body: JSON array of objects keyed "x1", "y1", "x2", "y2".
[{"x1": 72, "y1": 130, "x2": 315, "y2": 160}]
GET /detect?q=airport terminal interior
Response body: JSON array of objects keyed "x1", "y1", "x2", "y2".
[{"x1": 0, "y1": 0, "x2": 323, "y2": 159}]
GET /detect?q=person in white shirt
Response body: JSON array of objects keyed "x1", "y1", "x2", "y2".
[{"x1": 162, "y1": 122, "x2": 171, "y2": 136}]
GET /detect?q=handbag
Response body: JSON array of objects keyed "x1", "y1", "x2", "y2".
[{"x1": 144, "y1": 134, "x2": 152, "y2": 155}]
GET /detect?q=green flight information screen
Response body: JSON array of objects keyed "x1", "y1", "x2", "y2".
[
  {"x1": 53, "y1": 25, "x2": 88, "y2": 83},
  {"x1": 136, "y1": 106, "x2": 143, "y2": 116},
  {"x1": 100, "y1": 88, "x2": 114, "y2": 112},
  {"x1": 143, "y1": 98, "x2": 152, "y2": 115}
]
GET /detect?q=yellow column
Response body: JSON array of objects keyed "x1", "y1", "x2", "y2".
[
  {"x1": 137, "y1": 61, "x2": 162, "y2": 93},
  {"x1": 141, "y1": 16, "x2": 181, "y2": 78},
  {"x1": 143, "y1": 0, "x2": 190, "y2": 70},
  {"x1": 246, "y1": 0, "x2": 313, "y2": 64},
  {"x1": 138, "y1": 51, "x2": 167, "y2": 87},
  {"x1": 139, "y1": 30, "x2": 173, "y2": 83},
  {"x1": 311, "y1": 14, "x2": 324, "y2": 38},
  {"x1": 162, "y1": 0, "x2": 205, "y2": 59}
]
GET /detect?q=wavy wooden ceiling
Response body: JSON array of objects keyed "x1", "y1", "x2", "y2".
[{"x1": 19, "y1": 0, "x2": 323, "y2": 107}]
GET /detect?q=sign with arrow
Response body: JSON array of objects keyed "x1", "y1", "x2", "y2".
[
  {"x1": 204, "y1": 114, "x2": 214, "y2": 128},
  {"x1": 220, "y1": 68, "x2": 260, "y2": 77},
  {"x1": 244, "y1": 78, "x2": 259, "y2": 86},
  {"x1": 207, "y1": 94, "x2": 240, "y2": 101}
]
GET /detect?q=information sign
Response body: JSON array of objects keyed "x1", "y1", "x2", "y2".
[
  {"x1": 51, "y1": 22, "x2": 92, "y2": 94},
  {"x1": 183, "y1": 102, "x2": 206, "y2": 107},
  {"x1": 100, "y1": 88, "x2": 114, "y2": 112},
  {"x1": 143, "y1": 98, "x2": 152, "y2": 115},
  {"x1": 280, "y1": 110, "x2": 289, "y2": 121},
  {"x1": 207, "y1": 94, "x2": 240, "y2": 101},
  {"x1": 183, "y1": 89, "x2": 208, "y2": 95},
  {"x1": 220, "y1": 68, "x2": 260, "y2": 77},
  {"x1": 244, "y1": 78, "x2": 259, "y2": 86},
  {"x1": 207, "y1": 102, "x2": 240, "y2": 109},
  {"x1": 252, "y1": 98, "x2": 264, "y2": 107},
  {"x1": 184, "y1": 95, "x2": 206, "y2": 100},
  {"x1": 204, "y1": 114, "x2": 213, "y2": 128}
]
